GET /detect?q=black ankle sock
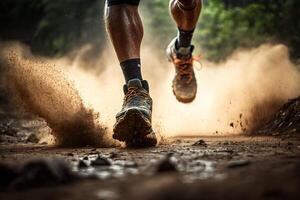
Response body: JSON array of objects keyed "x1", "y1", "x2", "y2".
[
  {"x1": 176, "y1": 28, "x2": 194, "y2": 49},
  {"x1": 120, "y1": 58, "x2": 143, "y2": 83}
]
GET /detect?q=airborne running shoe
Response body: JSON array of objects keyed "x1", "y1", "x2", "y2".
[
  {"x1": 167, "y1": 38, "x2": 197, "y2": 103},
  {"x1": 113, "y1": 78, "x2": 157, "y2": 147}
]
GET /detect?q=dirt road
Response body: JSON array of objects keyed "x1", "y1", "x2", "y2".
[{"x1": 1, "y1": 135, "x2": 300, "y2": 200}]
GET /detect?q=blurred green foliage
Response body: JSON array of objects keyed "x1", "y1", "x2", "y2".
[
  {"x1": 33, "y1": 0, "x2": 106, "y2": 55},
  {"x1": 141, "y1": 0, "x2": 175, "y2": 46},
  {"x1": 0, "y1": 0, "x2": 106, "y2": 56},
  {"x1": 143, "y1": 0, "x2": 300, "y2": 62},
  {"x1": 0, "y1": 0, "x2": 299, "y2": 61},
  {"x1": 197, "y1": 0, "x2": 300, "y2": 61}
]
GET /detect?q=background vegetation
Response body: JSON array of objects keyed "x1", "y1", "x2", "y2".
[{"x1": 0, "y1": 0, "x2": 299, "y2": 62}]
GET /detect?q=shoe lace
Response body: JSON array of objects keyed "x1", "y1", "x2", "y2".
[
  {"x1": 173, "y1": 55, "x2": 202, "y2": 84},
  {"x1": 124, "y1": 87, "x2": 148, "y2": 102}
]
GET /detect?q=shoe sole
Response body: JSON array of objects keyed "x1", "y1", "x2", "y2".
[
  {"x1": 126, "y1": 131, "x2": 157, "y2": 148},
  {"x1": 173, "y1": 92, "x2": 196, "y2": 103},
  {"x1": 113, "y1": 109, "x2": 157, "y2": 147},
  {"x1": 172, "y1": 82, "x2": 196, "y2": 103},
  {"x1": 173, "y1": 91, "x2": 196, "y2": 103}
]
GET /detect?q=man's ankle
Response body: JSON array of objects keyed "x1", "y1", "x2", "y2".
[
  {"x1": 120, "y1": 58, "x2": 143, "y2": 83},
  {"x1": 176, "y1": 28, "x2": 194, "y2": 49}
]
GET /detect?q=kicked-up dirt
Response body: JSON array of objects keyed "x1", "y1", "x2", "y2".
[{"x1": 256, "y1": 96, "x2": 300, "y2": 137}]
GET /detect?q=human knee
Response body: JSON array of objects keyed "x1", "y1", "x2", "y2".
[{"x1": 176, "y1": 0, "x2": 201, "y2": 10}]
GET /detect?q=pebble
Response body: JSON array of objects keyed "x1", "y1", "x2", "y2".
[
  {"x1": 11, "y1": 159, "x2": 76, "y2": 190},
  {"x1": 227, "y1": 160, "x2": 251, "y2": 169},
  {"x1": 83, "y1": 156, "x2": 89, "y2": 160},
  {"x1": 91, "y1": 156, "x2": 111, "y2": 166},
  {"x1": 155, "y1": 154, "x2": 178, "y2": 173},
  {"x1": 67, "y1": 153, "x2": 74, "y2": 157},
  {"x1": 109, "y1": 152, "x2": 118, "y2": 159},
  {"x1": 192, "y1": 139, "x2": 207, "y2": 147},
  {"x1": 78, "y1": 160, "x2": 89, "y2": 168},
  {"x1": 26, "y1": 134, "x2": 39, "y2": 143}
]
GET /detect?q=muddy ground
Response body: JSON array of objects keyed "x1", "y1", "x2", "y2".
[{"x1": 1, "y1": 134, "x2": 300, "y2": 200}]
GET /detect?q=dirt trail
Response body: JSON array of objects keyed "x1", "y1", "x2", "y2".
[
  {"x1": 1, "y1": 135, "x2": 300, "y2": 200},
  {"x1": 1, "y1": 92, "x2": 300, "y2": 200}
]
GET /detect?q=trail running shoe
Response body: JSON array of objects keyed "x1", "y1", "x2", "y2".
[
  {"x1": 113, "y1": 78, "x2": 157, "y2": 147},
  {"x1": 167, "y1": 38, "x2": 197, "y2": 103}
]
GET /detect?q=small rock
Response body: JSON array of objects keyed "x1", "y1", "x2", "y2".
[
  {"x1": 155, "y1": 154, "x2": 177, "y2": 173},
  {"x1": 26, "y1": 134, "x2": 39, "y2": 143},
  {"x1": 78, "y1": 160, "x2": 88, "y2": 168},
  {"x1": 192, "y1": 139, "x2": 207, "y2": 147},
  {"x1": 14, "y1": 159, "x2": 76, "y2": 190},
  {"x1": 124, "y1": 161, "x2": 138, "y2": 168},
  {"x1": 109, "y1": 152, "x2": 118, "y2": 159},
  {"x1": 230, "y1": 122, "x2": 234, "y2": 128},
  {"x1": 67, "y1": 153, "x2": 74, "y2": 157},
  {"x1": 91, "y1": 156, "x2": 111, "y2": 166},
  {"x1": 227, "y1": 160, "x2": 250, "y2": 169},
  {"x1": 175, "y1": 139, "x2": 182, "y2": 143},
  {"x1": 83, "y1": 156, "x2": 89, "y2": 160}
]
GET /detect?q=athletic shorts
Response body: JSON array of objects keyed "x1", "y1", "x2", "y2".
[{"x1": 107, "y1": 0, "x2": 140, "y2": 6}]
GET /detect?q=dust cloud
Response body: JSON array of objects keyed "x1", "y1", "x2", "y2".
[
  {"x1": 151, "y1": 44, "x2": 300, "y2": 136},
  {"x1": 1, "y1": 42, "x2": 116, "y2": 147},
  {"x1": 1, "y1": 41, "x2": 300, "y2": 144},
  {"x1": 66, "y1": 43, "x2": 300, "y2": 137}
]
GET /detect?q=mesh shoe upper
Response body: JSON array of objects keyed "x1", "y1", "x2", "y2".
[{"x1": 117, "y1": 79, "x2": 152, "y2": 119}]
